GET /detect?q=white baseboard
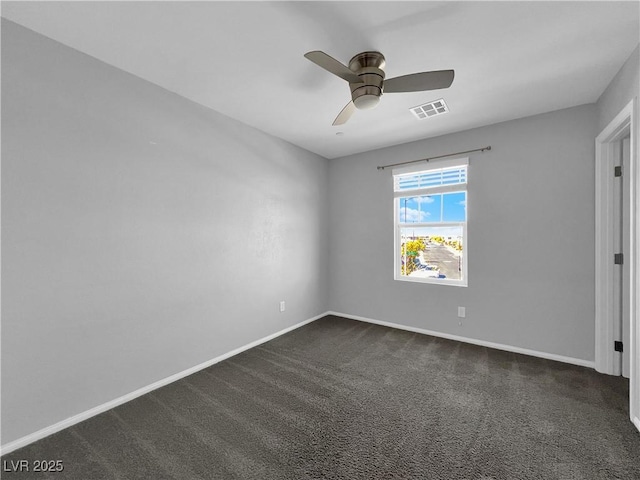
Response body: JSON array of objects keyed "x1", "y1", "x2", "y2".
[
  {"x1": 1, "y1": 310, "x2": 597, "y2": 455},
  {"x1": 327, "y1": 311, "x2": 596, "y2": 369},
  {"x1": 633, "y1": 416, "x2": 640, "y2": 433},
  {"x1": 0, "y1": 311, "x2": 330, "y2": 456}
]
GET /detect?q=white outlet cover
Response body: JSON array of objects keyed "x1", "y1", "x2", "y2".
[
  {"x1": 280, "y1": 301, "x2": 286, "y2": 312},
  {"x1": 458, "y1": 307, "x2": 466, "y2": 318}
]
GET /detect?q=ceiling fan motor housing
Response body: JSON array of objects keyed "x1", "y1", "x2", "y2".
[{"x1": 348, "y1": 51, "x2": 385, "y2": 110}]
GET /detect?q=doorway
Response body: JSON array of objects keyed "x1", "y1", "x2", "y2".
[
  {"x1": 613, "y1": 134, "x2": 631, "y2": 379},
  {"x1": 595, "y1": 98, "x2": 639, "y2": 432}
]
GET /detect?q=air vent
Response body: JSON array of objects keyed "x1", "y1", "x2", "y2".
[{"x1": 410, "y1": 99, "x2": 449, "y2": 119}]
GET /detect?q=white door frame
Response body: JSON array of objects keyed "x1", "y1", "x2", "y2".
[{"x1": 595, "y1": 98, "x2": 639, "y2": 431}]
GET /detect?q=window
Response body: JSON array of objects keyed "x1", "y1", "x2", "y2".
[{"x1": 393, "y1": 158, "x2": 468, "y2": 286}]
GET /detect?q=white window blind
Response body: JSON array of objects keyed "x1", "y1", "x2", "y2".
[{"x1": 394, "y1": 166, "x2": 467, "y2": 192}]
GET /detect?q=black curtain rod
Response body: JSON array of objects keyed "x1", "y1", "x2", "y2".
[{"x1": 376, "y1": 146, "x2": 492, "y2": 170}]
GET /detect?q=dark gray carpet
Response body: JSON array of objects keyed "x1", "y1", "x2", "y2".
[{"x1": 2, "y1": 315, "x2": 640, "y2": 479}]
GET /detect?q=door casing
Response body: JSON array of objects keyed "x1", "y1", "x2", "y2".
[{"x1": 594, "y1": 98, "x2": 639, "y2": 431}]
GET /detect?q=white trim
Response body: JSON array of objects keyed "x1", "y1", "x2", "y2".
[
  {"x1": 631, "y1": 96, "x2": 640, "y2": 432},
  {"x1": 328, "y1": 311, "x2": 596, "y2": 369},
  {"x1": 0, "y1": 312, "x2": 330, "y2": 456},
  {"x1": 394, "y1": 184, "x2": 467, "y2": 198},
  {"x1": 595, "y1": 99, "x2": 635, "y2": 378},
  {"x1": 394, "y1": 274, "x2": 467, "y2": 288}
]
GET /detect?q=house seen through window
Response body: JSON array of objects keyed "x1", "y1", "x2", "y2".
[{"x1": 393, "y1": 158, "x2": 468, "y2": 286}]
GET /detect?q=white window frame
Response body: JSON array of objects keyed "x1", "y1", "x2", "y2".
[{"x1": 393, "y1": 157, "x2": 468, "y2": 287}]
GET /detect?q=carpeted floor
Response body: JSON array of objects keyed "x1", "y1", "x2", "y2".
[{"x1": 2, "y1": 315, "x2": 640, "y2": 479}]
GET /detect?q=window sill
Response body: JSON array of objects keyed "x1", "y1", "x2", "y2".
[{"x1": 394, "y1": 275, "x2": 468, "y2": 287}]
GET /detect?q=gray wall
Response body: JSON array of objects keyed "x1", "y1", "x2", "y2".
[
  {"x1": 596, "y1": 44, "x2": 639, "y2": 133},
  {"x1": 328, "y1": 104, "x2": 596, "y2": 361},
  {"x1": 1, "y1": 20, "x2": 329, "y2": 445}
]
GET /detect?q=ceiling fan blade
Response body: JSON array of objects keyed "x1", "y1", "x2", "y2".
[
  {"x1": 304, "y1": 51, "x2": 363, "y2": 84},
  {"x1": 332, "y1": 101, "x2": 356, "y2": 126},
  {"x1": 384, "y1": 70, "x2": 455, "y2": 93}
]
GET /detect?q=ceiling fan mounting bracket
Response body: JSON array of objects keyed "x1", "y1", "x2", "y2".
[{"x1": 348, "y1": 51, "x2": 386, "y2": 72}]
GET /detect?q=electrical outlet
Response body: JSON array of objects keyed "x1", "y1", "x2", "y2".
[
  {"x1": 458, "y1": 306, "x2": 466, "y2": 318},
  {"x1": 280, "y1": 301, "x2": 286, "y2": 312}
]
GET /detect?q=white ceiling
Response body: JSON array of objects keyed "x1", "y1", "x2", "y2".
[{"x1": 2, "y1": 1, "x2": 639, "y2": 159}]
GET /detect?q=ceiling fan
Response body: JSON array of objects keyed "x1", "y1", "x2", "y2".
[{"x1": 304, "y1": 50, "x2": 454, "y2": 126}]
